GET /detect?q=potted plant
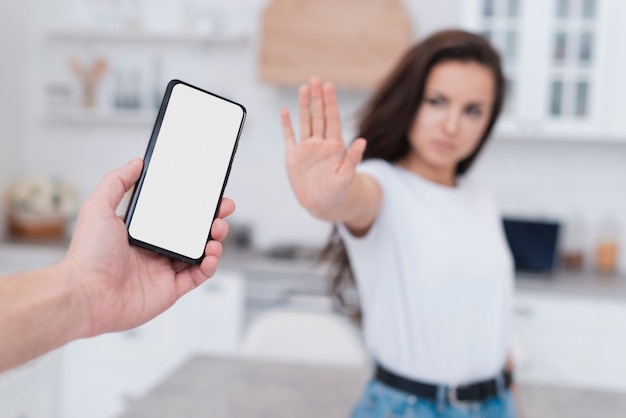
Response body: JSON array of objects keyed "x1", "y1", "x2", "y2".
[{"x1": 4, "y1": 176, "x2": 78, "y2": 240}]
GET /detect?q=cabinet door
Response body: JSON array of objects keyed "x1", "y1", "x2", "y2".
[
  {"x1": 606, "y1": 0, "x2": 626, "y2": 139},
  {"x1": 176, "y1": 270, "x2": 246, "y2": 355},
  {"x1": 513, "y1": 290, "x2": 626, "y2": 391},
  {"x1": 59, "y1": 316, "x2": 183, "y2": 418},
  {"x1": 461, "y1": 0, "x2": 527, "y2": 137},
  {"x1": 462, "y1": 0, "x2": 623, "y2": 141},
  {"x1": 59, "y1": 270, "x2": 245, "y2": 418},
  {"x1": 532, "y1": 0, "x2": 616, "y2": 140},
  {"x1": 0, "y1": 351, "x2": 62, "y2": 418}
]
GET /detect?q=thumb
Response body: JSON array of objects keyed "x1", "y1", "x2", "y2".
[
  {"x1": 91, "y1": 158, "x2": 143, "y2": 210},
  {"x1": 341, "y1": 138, "x2": 367, "y2": 174}
]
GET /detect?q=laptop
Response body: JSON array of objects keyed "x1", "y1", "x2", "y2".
[{"x1": 502, "y1": 217, "x2": 561, "y2": 276}]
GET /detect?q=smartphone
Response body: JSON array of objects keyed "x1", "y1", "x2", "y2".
[{"x1": 125, "y1": 79, "x2": 246, "y2": 264}]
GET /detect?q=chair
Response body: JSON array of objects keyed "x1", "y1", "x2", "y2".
[{"x1": 240, "y1": 308, "x2": 369, "y2": 368}]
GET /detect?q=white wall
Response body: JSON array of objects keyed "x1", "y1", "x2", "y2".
[
  {"x1": 474, "y1": 139, "x2": 626, "y2": 272},
  {"x1": 10, "y1": 0, "x2": 626, "y2": 272},
  {"x1": 0, "y1": 0, "x2": 33, "y2": 237}
]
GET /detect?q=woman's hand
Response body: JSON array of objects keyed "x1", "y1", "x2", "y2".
[{"x1": 281, "y1": 77, "x2": 366, "y2": 221}]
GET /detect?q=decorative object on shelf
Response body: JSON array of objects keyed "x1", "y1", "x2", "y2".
[
  {"x1": 69, "y1": 56, "x2": 108, "y2": 108},
  {"x1": 560, "y1": 214, "x2": 587, "y2": 272},
  {"x1": 151, "y1": 56, "x2": 164, "y2": 110},
  {"x1": 4, "y1": 177, "x2": 79, "y2": 240},
  {"x1": 181, "y1": 0, "x2": 228, "y2": 36},
  {"x1": 259, "y1": 0, "x2": 412, "y2": 89},
  {"x1": 120, "y1": 0, "x2": 143, "y2": 31},
  {"x1": 113, "y1": 68, "x2": 142, "y2": 110},
  {"x1": 594, "y1": 217, "x2": 620, "y2": 275},
  {"x1": 45, "y1": 81, "x2": 74, "y2": 109},
  {"x1": 72, "y1": 0, "x2": 143, "y2": 31}
]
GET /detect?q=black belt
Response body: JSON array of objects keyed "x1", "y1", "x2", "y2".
[{"x1": 375, "y1": 364, "x2": 513, "y2": 403}]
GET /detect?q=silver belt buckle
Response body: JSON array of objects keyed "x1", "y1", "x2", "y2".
[{"x1": 447, "y1": 386, "x2": 467, "y2": 407}]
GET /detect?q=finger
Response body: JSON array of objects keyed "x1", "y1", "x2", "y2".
[
  {"x1": 280, "y1": 108, "x2": 296, "y2": 152},
  {"x1": 210, "y1": 218, "x2": 229, "y2": 242},
  {"x1": 217, "y1": 197, "x2": 235, "y2": 218},
  {"x1": 340, "y1": 138, "x2": 367, "y2": 175},
  {"x1": 172, "y1": 259, "x2": 189, "y2": 273},
  {"x1": 90, "y1": 158, "x2": 143, "y2": 211},
  {"x1": 204, "y1": 239, "x2": 223, "y2": 260},
  {"x1": 174, "y1": 240, "x2": 222, "y2": 297},
  {"x1": 323, "y1": 82, "x2": 342, "y2": 142},
  {"x1": 175, "y1": 259, "x2": 217, "y2": 297},
  {"x1": 309, "y1": 77, "x2": 325, "y2": 137},
  {"x1": 298, "y1": 84, "x2": 311, "y2": 139}
]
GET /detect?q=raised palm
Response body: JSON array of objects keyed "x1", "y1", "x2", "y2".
[{"x1": 281, "y1": 77, "x2": 366, "y2": 220}]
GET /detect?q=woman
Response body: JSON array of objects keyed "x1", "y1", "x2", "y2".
[{"x1": 280, "y1": 30, "x2": 518, "y2": 417}]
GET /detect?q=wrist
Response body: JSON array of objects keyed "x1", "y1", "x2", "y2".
[
  {"x1": 53, "y1": 258, "x2": 94, "y2": 340},
  {"x1": 309, "y1": 206, "x2": 345, "y2": 223},
  {"x1": 307, "y1": 193, "x2": 354, "y2": 223}
]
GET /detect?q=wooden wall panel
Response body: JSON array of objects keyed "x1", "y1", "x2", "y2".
[{"x1": 260, "y1": 0, "x2": 413, "y2": 89}]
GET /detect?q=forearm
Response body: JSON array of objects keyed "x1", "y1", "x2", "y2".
[
  {"x1": 0, "y1": 263, "x2": 86, "y2": 372},
  {"x1": 310, "y1": 173, "x2": 381, "y2": 231}
]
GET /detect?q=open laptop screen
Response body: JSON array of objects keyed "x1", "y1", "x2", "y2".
[{"x1": 503, "y1": 218, "x2": 560, "y2": 274}]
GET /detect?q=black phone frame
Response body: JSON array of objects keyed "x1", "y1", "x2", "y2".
[{"x1": 124, "y1": 79, "x2": 246, "y2": 265}]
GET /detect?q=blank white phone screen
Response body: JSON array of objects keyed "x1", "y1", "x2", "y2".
[{"x1": 128, "y1": 82, "x2": 244, "y2": 260}]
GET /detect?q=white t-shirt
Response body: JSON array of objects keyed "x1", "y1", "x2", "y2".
[{"x1": 337, "y1": 159, "x2": 514, "y2": 385}]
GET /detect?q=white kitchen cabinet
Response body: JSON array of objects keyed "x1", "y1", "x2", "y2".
[
  {"x1": 0, "y1": 351, "x2": 62, "y2": 418},
  {"x1": 57, "y1": 269, "x2": 245, "y2": 418},
  {"x1": 0, "y1": 244, "x2": 66, "y2": 418},
  {"x1": 0, "y1": 267, "x2": 243, "y2": 418},
  {"x1": 461, "y1": 0, "x2": 626, "y2": 142},
  {"x1": 513, "y1": 290, "x2": 626, "y2": 391}
]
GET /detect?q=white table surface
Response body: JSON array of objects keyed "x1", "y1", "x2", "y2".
[{"x1": 117, "y1": 355, "x2": 626, "y2": 418}]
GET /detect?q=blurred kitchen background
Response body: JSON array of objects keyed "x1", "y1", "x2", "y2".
[{"x1": 2, "y1": 0, "x2": 626, "y2": 417}]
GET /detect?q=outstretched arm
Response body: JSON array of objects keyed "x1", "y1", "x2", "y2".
[
  {"x1": 281, "y1": 77, "x2": 381, "y2": 235},
  {"x1": 0, "y1": 158, "x2": 235, "y2": 372}
]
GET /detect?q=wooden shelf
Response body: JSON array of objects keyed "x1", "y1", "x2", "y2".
[
  {"x1": 46, "y1": 27, "x2": 249, "y2": 44},
  {"x1": 45, "y1": 108, "x2": 156, "y2": 125}
]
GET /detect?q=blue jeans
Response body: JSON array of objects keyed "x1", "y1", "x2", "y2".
[{"x1": 351, "y1": 380, "x2": 517, "y2": 418}]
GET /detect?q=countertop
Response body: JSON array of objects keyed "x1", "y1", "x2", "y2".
[
  {"x1": 116, "y1": 355, "x2": 626, "y2": 418},
  {"x1": 515, "y1": 271, "x2": 626, "y2": 300},
  {"x1": 219, "y1": 247, "x2": 626, "y2": 301},
  {"x1": 2, "y1": 241, "x2": 626, "y2": 301}
]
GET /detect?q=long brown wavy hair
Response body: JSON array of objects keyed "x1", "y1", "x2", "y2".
[{"x1": 322, "y1": 30, "x2": 506, "y2": 324}]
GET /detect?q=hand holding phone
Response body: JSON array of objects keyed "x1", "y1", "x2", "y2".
[{"x1": 125, "y1": 80, "x2": 246, "y2": 264}]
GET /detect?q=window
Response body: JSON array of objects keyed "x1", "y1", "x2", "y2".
[
  {"x1": 550, "y1": 80, "x2": 564, "y2": 116},
  {"x1": 505, "y1": 31, "x2": 518, "y2": 63},
  {"x1": 478, "y1": 0, "x2": 523, "y2": 117},
  {"x1": 579, "y1": 31, "x2": 593, "y2": 64},
  {"x1": 582, "y1": 0, "x2": 595, "y2": 18},
  {"x1": 554, "y1": 32, "x2": 567, "y2": 63},
  {"x1": 557, "y1": 0, "x2": 570, "y2": 18},
  {"x1": 505, "y1": 78, "x2": 516, "y2": 114},
  {"x1": 508, "y1": 0, "x2": 520, "y2": 17},
  {"x1": 484, "y1": 0, "x2": 495, "y2": 17},
  {"x1": 575, "y1": 81, "x2": 589, "y2": 116},
  {"x1": 547, "y1": 0, "x2": 597, "y2": 119}
]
